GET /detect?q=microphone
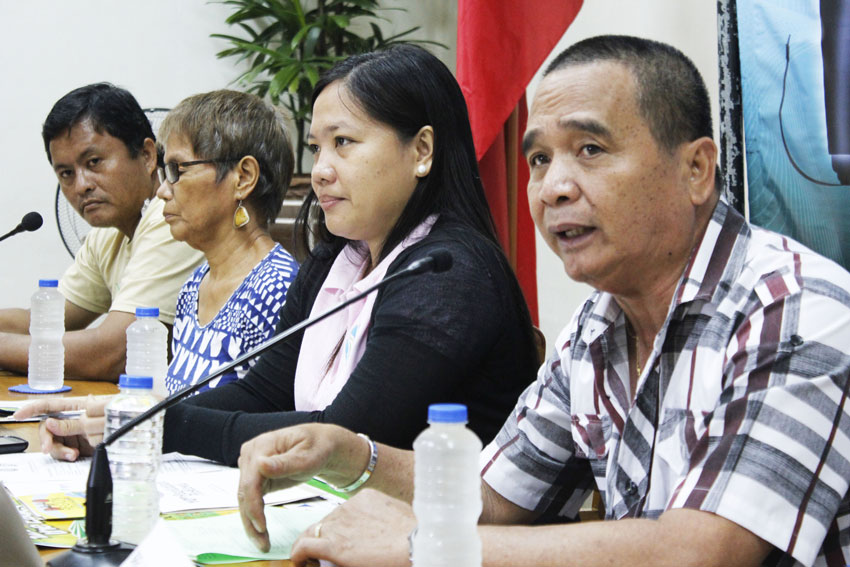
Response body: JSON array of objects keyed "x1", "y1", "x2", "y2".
[
  {"x1": 21, "y1": 212, "x2": 43, "y2": 232},
  {"x1": 48, "y1": 248, "x2": 454, "y2": 567},
  {"x1": 0, "y1": 212, "x2": 43, "y2": 243}
]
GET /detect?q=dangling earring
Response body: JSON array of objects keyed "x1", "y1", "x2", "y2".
[
  {"x1": 417, "y1": 164, "x2": 428, "y2": 176},
  {"x1": 234, "y1": 200, "x2": 250, "y2": 228}
]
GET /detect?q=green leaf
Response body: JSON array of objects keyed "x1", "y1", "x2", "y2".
[
  {"x1": 303, "y1": 63, "x2": 320, "y2": 87},
  {"x1": 249, "y1": 54, "x2": 269, "y2": 74},
  {"x1": 368, "y1": 22, "x2": 383, "y2": 43},
  {"x1": 329, "y1": 0, "x2": 379, "y2": 11},
  {"x1": 329, "y1": 14, "x2": 349, "y2": 29},
  {"x1": 241, "y1": 66, "x2": 266, "y2": 86},
  {"x1": 289, "y1": 23, "x2": 313, "y2": 50},
  {"x1": 210, "y1": 32, "x2": 254, "y2": 44},
  {"x1": 269, "y1": 64, "x2": 300, "y2": 101},
  {"x1": 228, "y1": 40, "x2": 282, "y2": 60},
  {"x1": 289, "y1": 0, "x2": 306, "y2": 26},
  {"x1": 302, "y1": 26, "x2": 322, "y2": 58},
  {"x1": 288, "y1": 73, "x2": 302, "y2": 95}
]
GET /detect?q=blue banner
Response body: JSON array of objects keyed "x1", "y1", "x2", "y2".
[{"x1": 738, "y1": 0, "x2": 850, "y2": 269}]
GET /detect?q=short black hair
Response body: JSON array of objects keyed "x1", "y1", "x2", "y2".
[
  {"x1": 545, "y1": 35, "x2": 713, "y2": 154},
  {"x1": 297, "y1": 44, "x2": 499, "y2": 261},
  {"x1": 42, "y1": 83, "x2": 154, "y2": 163}
]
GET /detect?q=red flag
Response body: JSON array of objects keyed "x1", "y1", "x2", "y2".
[{"x1": 458, "y1": 0, "x2": 582, "y2": 325}]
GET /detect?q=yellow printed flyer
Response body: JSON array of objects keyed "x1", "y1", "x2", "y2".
[
  {"x1": 20, "y1": 491, "x2": 86, "y2": 520},
  {"x1": 8, "y1": 491, "x2": 77, "y2": 548}
]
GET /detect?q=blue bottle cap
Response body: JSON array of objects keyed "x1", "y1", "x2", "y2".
[
  {"x1": 135, "y1": 307, "x2": 160, "y2": 318},
  {"x1": 38, "y1": 279, "x2": 59, "y2": 288},
  {"x1": 427, "y1": 403, "x2": 468, "y2": 423},
  {"x1": 118, "y1": 374, "x2": 154, "y2": 389}
]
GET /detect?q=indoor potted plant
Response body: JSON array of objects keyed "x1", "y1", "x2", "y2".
[{"x1": 212, "y1": 0, "x2": 443, "y2": 176}]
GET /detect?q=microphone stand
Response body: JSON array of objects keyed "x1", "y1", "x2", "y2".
[
  {"x1": 47, "y1": 251, "x2": 450, "y2": 566},
  {"x1": 0, "y1": 226, "x2": 27, "y2": 244}
]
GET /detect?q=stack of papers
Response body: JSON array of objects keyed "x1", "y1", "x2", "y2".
[
  {"x1": 1, "y1": 450, "x2": 341, "y2": 563},
  {"x1": 0, "y1": 451, "x2": 339, "y2": 561},
  {"x1": 0, "y1": 452, "x2": 325, "y2": 519},
  {"x1": 165, "y1": 501, "x2": 336, "y2": 563}
]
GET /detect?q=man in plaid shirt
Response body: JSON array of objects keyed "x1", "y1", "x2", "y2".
[{"x1": 236, "y1": 35, "x2": 850, "y2": 567}]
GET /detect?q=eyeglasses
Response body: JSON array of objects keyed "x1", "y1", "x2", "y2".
[{"x1": 158, "y1": 159, "x2": 229, "y2": 184}]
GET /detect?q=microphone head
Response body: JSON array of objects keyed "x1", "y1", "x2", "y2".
[
  {"x1": 21, "y1": 212, "x2": 43, "y2": 232},
  {"x1": 429, "y1": 249, "x2": 453, "y2": 273}
]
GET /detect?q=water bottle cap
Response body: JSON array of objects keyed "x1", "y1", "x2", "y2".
[
  {"x1": 427, "y1": 403, "x2": 468, "y2": 423},
  {"x1": 38, "y1": 279, "x2": 59, "y2": 288},
  {"x1": 118, "y1": 374, "x2": 154, "y2": 389},
  {"x1": 135, "y1": 307, "x2": 160, "y2": 318}
]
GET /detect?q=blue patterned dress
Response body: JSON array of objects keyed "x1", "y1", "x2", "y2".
[{"x1": 164, "y1": 244, "x2": 298, "y2": 394}]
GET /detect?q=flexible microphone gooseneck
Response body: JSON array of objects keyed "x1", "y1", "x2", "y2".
[
  {"x1": 47, "y1": 249, "x2": 454, "y2": 567},
  {"x1": 0, "y1": 212, "x2": 43, "y2": 243}
]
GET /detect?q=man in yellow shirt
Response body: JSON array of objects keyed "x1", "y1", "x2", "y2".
[{"x1": 0, "y1": 83, "x2": 203, "y2": 382}]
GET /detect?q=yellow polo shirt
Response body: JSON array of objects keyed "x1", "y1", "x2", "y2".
[{"x1": 59, "y1": 198, "x2": 204, "y2": 324}]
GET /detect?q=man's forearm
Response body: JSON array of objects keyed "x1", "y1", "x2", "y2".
[
  {"x1": 479, "y1": 508, "x2": 772, "y2": 567},
  {"x1": 0, "y1": 307, "x2": 31, "y2": 335},
  {"x1": 60, "y1": 326, "x2": 126, "y2": 381},
  {"x1": 0, "y1": 327, "x2": 125, "y2": 381},
  {"x1": 0, "y1": 331, "x2": 32, "y2": 373}
]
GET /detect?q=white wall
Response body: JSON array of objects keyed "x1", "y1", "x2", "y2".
[
  {"x1": 373, "y1": 0, "x2": 458, "y2": 72},
  {"x1": 529, "y1": 1, "x2": 720, "y2": 350},
  {"x1": 0, "y1": 0, "x2": 242, "y2": 307},
  {"x1": 0, "y1": 1, "x2": 718, "y2": 353}
]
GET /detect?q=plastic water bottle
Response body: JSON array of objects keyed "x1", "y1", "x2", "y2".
[
  {"x1": 104, "y1": 374, "x2": 163, "y2": 545},
  {"x1": 27, "y1": 279, "x2": 65, "y2": 391},
  {"x1": 125, "y1": 307, "x2": 168, "y2": 398},
  {"x1": 412, "y1": 403, "x2": 483, "y2": 567}
]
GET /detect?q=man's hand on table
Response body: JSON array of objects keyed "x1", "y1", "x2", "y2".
[{"x1": 290, "y1": 489, "x2": 414, "y2": 567}]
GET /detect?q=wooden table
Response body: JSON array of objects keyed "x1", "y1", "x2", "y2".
[
  {"x1": 0, "y1": 375, "x2": 295, "y2": 567},
  {"x1": 0, "y1": 374, "x2": 118, "y2": 450}
]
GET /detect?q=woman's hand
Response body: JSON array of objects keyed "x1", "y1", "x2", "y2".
[
  {"x1": 291, "y1": 489, "x2": 415, "y2": 567},
  {"x1": 237, "y1": 423, "x2": 371, "y2": 553},
  {"x1": 12, "y1": 396, "x2": 109, "y2": 461}
]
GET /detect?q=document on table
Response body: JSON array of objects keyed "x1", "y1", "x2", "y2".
[
  {"x1": 12, "y1": 481, "x2": 86, "y2": 520},
  {"x1": 165, "y1": 501, "x2": 336, "y2": 563},
  {"x1": 0, "y1": 452, "x2": 225, "y2": 483},
  {"x1": 0, "y1": 453, "x2": 90, "y2": 481},
  {"x1": 0, "y1": 451, "x2": 326, "y2": 518},
  {"x1": 120, "y1": 519, "x2": 196, "y2": 567},
  {"x1": 157, "y1": 467, "x2": 324, "y2": 513},
  {"x1": 2, "y1": 484, "x2": 77, "y2": 548}
]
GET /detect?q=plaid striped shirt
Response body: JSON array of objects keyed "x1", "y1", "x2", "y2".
[{"x1": 481, "y1": 201, "x2": 850, "y2": 567}]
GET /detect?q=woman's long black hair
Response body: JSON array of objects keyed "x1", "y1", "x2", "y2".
[{"x1": 295, "y1": 44, "x2": 500, "y2": 260}]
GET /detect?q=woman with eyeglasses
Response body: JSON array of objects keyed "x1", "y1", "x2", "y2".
[
  {"x1": 20, "y1": 46, "x2": 539, "y2": 466},
  {"x1": 158, "y1": 44, "x2": 539, "y2": 465},
  {"x1": 155, "y1": 90, "x2": 299, "y2": 394}
]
